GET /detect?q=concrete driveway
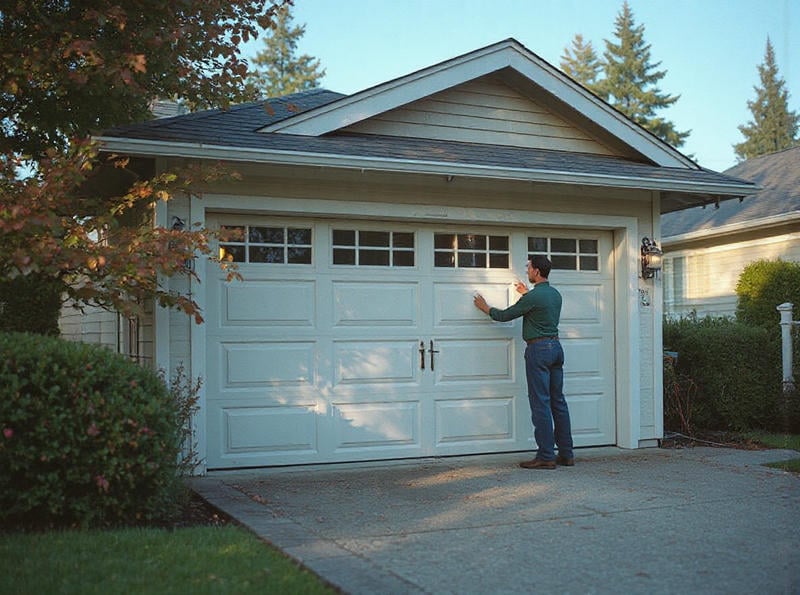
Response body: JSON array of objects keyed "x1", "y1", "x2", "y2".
[{"x1": 190, "y1": 446, "x2": 800, "y2": 594}]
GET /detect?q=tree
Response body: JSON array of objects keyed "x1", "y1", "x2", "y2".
[
  {"x1": 596, "y1": 1, "x2": 689, "y2": 147},
  {"x1": 245, "y1": 3, "x2": 325, "y2": 98},
  {"x1": 734, "y1": 38, "x2": 800, "y2": 161},
  {"x1": 560, "y1": 34, "x2": 603, "y2": 95},
  {"x1": 0, "y1": 1, "x2": 289, "y2": 332}
]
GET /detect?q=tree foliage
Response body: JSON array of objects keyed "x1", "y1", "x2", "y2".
[
  {"x1": 1, "y1": 0, "x2": 289, "y2": 159},
  {"x1": 0, "y1": 2, "x2": 289, "y2": 331},
  {"x1": 590, "y1": 1, "x2": 689, "y2": 148},
  {"x1": 736, "y1": 259, "x2": 800, "y2": 331},
  {"x1": 0, "y1": 142, "x2": 241, "y2": 323},
  {"x1": 734, "y1": 38, "x2": 800, "y2": 161},
  {"x1": 245, "y1": 3, "x2": 325, "y2": 98},
  {"x1": 560, "y1": 34, "x2": 603, "y2": 95}
]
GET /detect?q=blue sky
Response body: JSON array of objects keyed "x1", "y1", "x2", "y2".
[{"x1": 242, "y1": 0, "x2": 797, "y2": 172}]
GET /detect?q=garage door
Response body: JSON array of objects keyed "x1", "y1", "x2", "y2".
[{"x1": 205, "y1": 216, "x2": 615, "y2": 468}]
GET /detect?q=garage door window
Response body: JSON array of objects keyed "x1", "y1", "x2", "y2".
[
  {"x1": 332, "y1": 229, "x2": 415, "y2": 266},
  {"x1": 434, "y1": 233, "x2": 509, "y2": 268},
  {"x1": 219, "y1": 225, "x2": 312, "y2": 264},
  {"x1": 528, "y1": 236, "x2": 598, "y2": 271}
]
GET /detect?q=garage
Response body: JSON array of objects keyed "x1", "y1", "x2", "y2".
[
  {"x1": 204, "y1": 215, "x2": 614, "y2": 468},
  {"x1": 92, "y1": 39, "x2": 757, "y2": 472}
]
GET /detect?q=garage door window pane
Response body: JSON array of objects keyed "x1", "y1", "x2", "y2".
[
  {"x1": 219, "y1": 224, "x2": 312, "y2": 264},
  {"x1": 528, "y1": 235, "x2": 599, "y2": 271},
  {"x1": 333, "y1": 229, "x2": 415, "y2": 267},
  {"x1": 435, "y1": 233, "x2": 510, "y2": 269}
]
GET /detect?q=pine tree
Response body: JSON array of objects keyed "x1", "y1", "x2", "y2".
[
  {"x1": 560, "y1": 34, "x2": 603, "y2": 95},
  {"x1": 245, "y1": 5, "x2": 325, "y2": 98},
  {"x1": 597, "y1": 1, "x2": 689, "y2": 147},
  {"x1": 734, "y1": 38, "x2": 800, "y2": 160}
]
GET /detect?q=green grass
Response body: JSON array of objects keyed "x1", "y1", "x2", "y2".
[
  {"x1": 746, "y1": 431, "x2": 800, "y2": 473},
  {"x1": 0, "y1": 525, "x2": 337, "y2": 595}
]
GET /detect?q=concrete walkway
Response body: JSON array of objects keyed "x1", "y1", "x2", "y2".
[{"x1": 189, "y1": 446, "x2": 800, "y2": 594}]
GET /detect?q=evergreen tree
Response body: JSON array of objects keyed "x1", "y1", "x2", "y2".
[
  {"x1": 597, "y1": 1, "x2": 689, "y2": 147},
  {"x1": 560, "y1": 34, "x2": 602, "y2": 95},
  {"x1": 734, "y1": 38, "x2": 799, "y2": 160},
  {"x1": 245, "y1": 5, "x2": 325, "y2": 98}
]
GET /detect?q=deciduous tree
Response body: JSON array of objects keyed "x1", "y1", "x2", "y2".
[
  {"x1": 734, "y1": 38, "x2": 799, "y2": 160},
  {"x1": 0, "y1": 1, "x2": 288, "y2": 332}
]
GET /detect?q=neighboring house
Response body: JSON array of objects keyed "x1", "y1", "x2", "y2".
[
  {"x1": 662, "y1": 146, "x2": 800, "y2": 319},
  {"x1": 88, "y1": 39, "x2": 755, "y2": 472}
]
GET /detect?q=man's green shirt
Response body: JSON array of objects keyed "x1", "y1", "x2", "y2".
[{"x1": 488, "y1": 281, "x2": 562, "y2": 340}]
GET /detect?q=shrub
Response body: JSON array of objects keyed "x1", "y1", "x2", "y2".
[
  {"x1": 0, "y1": 275, "x2": 64, "y2": 336},
  {"x1": 0, "y1": 332, "x2": 183, "y2": 530},
  {"x1": 663, "y1": 316, "x2": 783, "y2": 432},
  {"x1": 736, "y1": 259, "x2": 800, "y2": 330}
]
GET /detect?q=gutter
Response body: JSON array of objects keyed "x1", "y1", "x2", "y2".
[
  {"x1": 95, "y1": 136, "x2": 759, "y2": 198},
  {"x1": 663, "y1": 211, "x2": 800, "y2": 246}
]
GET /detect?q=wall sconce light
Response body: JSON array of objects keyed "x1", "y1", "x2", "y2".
[
  {"x1": 171, "y1": 216, "x2": 186, "y2": 231},
  {"x1": 641, "y1": 237, "x2": 663, "y2": 279}
]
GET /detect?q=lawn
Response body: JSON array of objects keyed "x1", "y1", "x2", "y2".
[
  {"x1": 747, "y1": 431, "x2": 800, "y2": 473},
  {"x1": 0, "y1": 525, "x2": 337, "y2": 595}
]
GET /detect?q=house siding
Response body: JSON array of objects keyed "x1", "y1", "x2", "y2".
[
  {"x1": 663, "y1": 230, "x2": 800, "y2": 319},
  {"x1": 344, "y1": 75, "x2": 619, "y2": 156}
]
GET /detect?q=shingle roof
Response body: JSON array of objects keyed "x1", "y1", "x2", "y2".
[
  {"x1": 662, "y1": 146, "x2": 800, "y2": 237},
  {"x1": 101, "y1": 89, "x2": 756, "y2": 211}
]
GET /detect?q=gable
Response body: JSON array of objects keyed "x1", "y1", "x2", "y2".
[
  {"x1": 262, "y1": 39, "x2": 692, "y2": 168},
  {"x1": 342, "y1": 74, "x2": 636, "y2": 159}
]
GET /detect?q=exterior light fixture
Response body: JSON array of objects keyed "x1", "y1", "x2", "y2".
[{"x1": 641, "y1": 237, "x2": 663, "y2": 279}]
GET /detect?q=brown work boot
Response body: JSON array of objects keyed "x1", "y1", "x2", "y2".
[
  {"x1": 556, "y1": 454, "x2": 575, "y2": 466},
  {"x1": 519, "y1": 458, "x2": 556, "y2": 469}
]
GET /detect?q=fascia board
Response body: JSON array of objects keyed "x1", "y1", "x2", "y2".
[
  {"x1": 96, "y1": 136, "x2": 759, "y2": 198},
  {"x1": 662, "y1": 211, "x2": 800, "y2": 246}
]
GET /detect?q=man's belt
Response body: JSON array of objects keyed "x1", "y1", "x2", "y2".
[{"x1": 525, "y1": 336, "x2": 558, "y2": 344}]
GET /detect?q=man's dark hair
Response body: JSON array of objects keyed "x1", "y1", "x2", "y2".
[{"x1": 531, "y1": 255, "x2": 552, "y2": 278}]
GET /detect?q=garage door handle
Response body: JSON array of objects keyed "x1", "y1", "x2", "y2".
[
  {"x1": 419, "y1": 341, "x2": 426, "y2": 370},
  {"x1": 428, "y1": 340, "x2": 440, "y2": 371}
]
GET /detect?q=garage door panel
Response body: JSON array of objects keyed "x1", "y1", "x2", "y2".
[
  {"x1": 333, "y1": 281, "x2": 419, "y2": 327},
  {"x1": 436, "y1": 283, "x2": 514, "y2": 326},
  {"x1": 568, "y1": 393, "x2": 613, "y2": 444},
  {"x1": 435, "y1": 396, "x2": 514, "y2": 444},
  {"x1": 333, "y1": 402, "x2": 419, "y2": 450},
  {"x1": 220, "y1": 405, "x2": 318, "y2": 453},
  {"x1": 333, "y1": 340, "x2": 419, "y2": 386},
  {"x1": 435, "y1": 338, "x2": 514, "y2": 383},
  {"x1": 560, "y1": 338, "x2": 607, "y2": 379},
  {"x1": 221, "y1": 341, "x2": 314, "y2": 388},
  {"x1": 223, "y1": 280, "x2": 315, "y2": 326},
  {"x1": 560, "y1": 284, "x2": 606, "y2": 324}
]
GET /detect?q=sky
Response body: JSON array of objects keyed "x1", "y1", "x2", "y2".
[{"x1": 240, "y1": 0, "x2": 797, "y2": 173}]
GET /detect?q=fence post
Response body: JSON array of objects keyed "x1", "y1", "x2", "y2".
[{"x1": 777, "y1": 302, "x2": 796, "y2": 394}]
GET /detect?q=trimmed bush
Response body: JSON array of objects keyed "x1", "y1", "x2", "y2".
[
  {"x1": 0, "y1": 332, "x2": 183, "y2": 529},
  {"x1": 663, "y1": 316, "x2": 783, "y2": 432},
  {"x1": 736, "y1": 259, "x2": 800, "y2": 330}
]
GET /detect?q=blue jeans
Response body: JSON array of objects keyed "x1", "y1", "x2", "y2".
[{"x1": 524, "y1": 339, "x2": 573, "y2": 461}]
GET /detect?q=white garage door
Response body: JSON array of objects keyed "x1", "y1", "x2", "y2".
[{"x1": 205, "y1": 216, "x2": 615, "y2": 468}]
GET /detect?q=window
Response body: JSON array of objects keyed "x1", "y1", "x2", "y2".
[
  {"x1": 434, "y1": 233, "x2": 510, "y2": 268},
  {"x1": 528, "y1": 236, "x2": 599, "y2": 271},
  {"x1": 332, "y1": 229, "x2": 415, "y2": 267},
  {"x1": 219, "y1": 225, "x2": 312, "y2": 264}
]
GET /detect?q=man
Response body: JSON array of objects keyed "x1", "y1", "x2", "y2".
[{"x1": 473, "y1": 255, "x2": 574, "y2": 469}]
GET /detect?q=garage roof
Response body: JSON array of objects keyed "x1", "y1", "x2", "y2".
[{"x1": 98, "y1": 40, "x2": 757, "y2": 214}]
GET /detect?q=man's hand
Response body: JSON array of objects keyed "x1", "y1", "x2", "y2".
[
  {"x1": 473, "y1": 292, "x2": 490, "y2": 314},
  {"x1": 514, "y1": 280, "x2": 529, "y2": 295}
]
